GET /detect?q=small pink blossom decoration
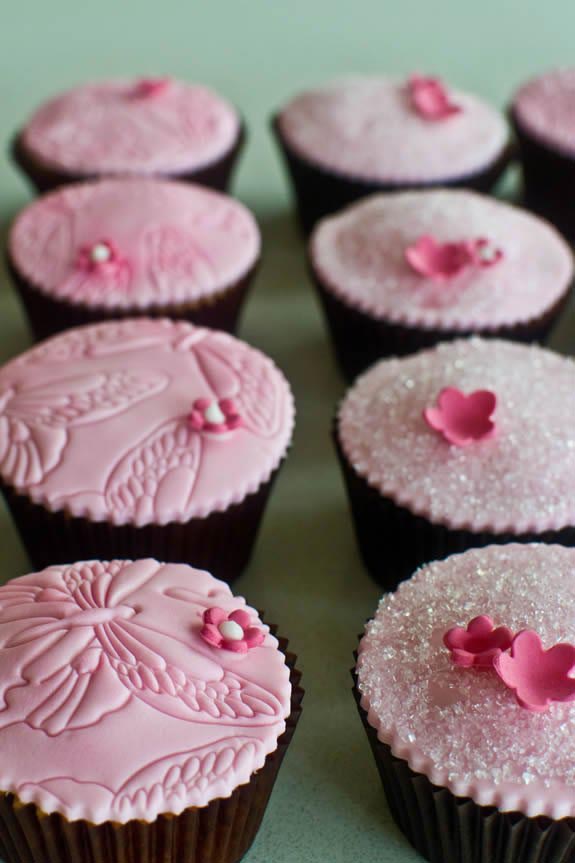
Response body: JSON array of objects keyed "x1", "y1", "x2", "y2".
[
  {"x1": 424, "y1": 387, "x2": 497, "y2": 447},
  {"x1": 131, "y1": 77, "x2": 171, "y2": 98},
  {"x1": 444, "y1": 615, "x2": 514, "y2": 668},
  {"x1": 407, "y1": 74, "x2": 462, "y2": 120},
  {"x1": 200, "y1": 607, "x2": 265, "y2": 654},
  {"x1": 76, "y1": 240, "x2": 123, "y2": 276},
  {"x1": 494, "y1": 630, "x2": 575, "y2": 713},
  {"x1": 188, "y1": 398, "x2": 242, "y2": 435},
  {"x1": 405, "y1": 235, "x2": 503, "y2": 282}
]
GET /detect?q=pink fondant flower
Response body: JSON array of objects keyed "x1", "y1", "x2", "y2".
[
  {"x1": 188, "y1": 398, "x2": 242, "y2": 435},
  {"x1": 407, "y1": 74, "x2": 462, "y2": 120},
  {"x1": 76, "y1": 240, "x2": 123, "y2": 275},
  {"x1": 444, "y1": 615, "x2": 514, "y2": 668},
  {"x1": 201, "y1": 607, "x2": 265, "y2": 654},
  {"x1": 424, "y1": 387, "x2": 497, "y2": 447},
  {"x1": 405, "y1": 235, "x2": 503, "y2": 282},
  {"x1": 131, "y1": 77, "x2": 171, "y2": 98},
  {"x1": 495, "y1": 630, "x2": 575, "y2": 712}
]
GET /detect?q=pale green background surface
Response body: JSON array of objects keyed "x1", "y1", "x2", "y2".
[{"x1": 0, "y1": 2, "x2": 575, "y2": 861}]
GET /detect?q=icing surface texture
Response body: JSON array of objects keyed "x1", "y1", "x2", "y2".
[
  {"x1": 513, "y1": 68, "x2": 575, "y2": 156},
  {"x1": 278, "y1": 77, "x2": 508, "y2": 182},
  {"x1": 10, "y1": 179, "x2": 260, "y2": 309},
  {"x1": 338, "y1": 339, "x2": 575, "y2": 534},
  {"x1": 311, "y1": 191, "x2": 572, "y2": 328},
  {"x1": 0, "y1": 319, "x2": 294, "y2": 525},
  {"x1": 357, "y1": 544, "x2": 575, "y2": 817},
  {"x1": 0, "y1": 559, "x2": 291, "y2": 822}
]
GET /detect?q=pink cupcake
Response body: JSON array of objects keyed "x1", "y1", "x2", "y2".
[
  {"x1": 8, "y1": 178, "x2": 261, "y2": 341},
  {"x1": 0, "y1": 319, "x2": 295, "y2": 581},
  {"x1": 355, "y1": 544, "x2": 575, "y2": 863},
  {"x1": 310, "y1": 189, "x2": 573, "y2": 380},
  {"x1": 0, "y1": 558, "x2": 303, "y2": 863},
  {"x1": 336, "y1": 338, "x2": 575, "y2": 588},
  {"x1": 13, "y1": 77, "x2": 243, "y2": 194}
]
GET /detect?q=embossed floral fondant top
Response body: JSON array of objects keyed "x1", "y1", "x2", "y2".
[
  {"x1": 512, "y1": 68, "x2": 575, "y2": 156},
  {"x1": 277, "y1": 76, "x2": 508, "y2": 183},
  {"x1": 9, "y1": 179, "x2": 260, "y2": 309},
  {"x1": 0, "y1": 558, "x2": 291, "y2": 822},
  {"x1": 311, "y1": 190, "x2": 573, "y2": 329},
  {"x1": 0, "y1": 319, "x2": 294, "y2": 525},
  {"x1": 20, "y1": 78, "x2": 240, "y2": 176},
  {"x1": 357, "y1": 544, "x2": 575, "y2": 818},
  {"x1": 338, "y1": 338, "x2": 575, "y2": 534}
]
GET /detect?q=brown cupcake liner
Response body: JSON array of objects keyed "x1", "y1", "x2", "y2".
[
  {"x1": 11, "y1": 125, "x2": 245, "y2": 196},
  {"x1": 351, "y1": 664, "x2": 575, "y2": 863},
  {"x1": 272, "y1": 115, "x2": 514, "y2": 235},
  {"x1": 1, "y1": 464, "x2": 282, "y2": 583},
  {"x1": 334, "y1": 427, "x2": 575, "y2": 590},
  {"x1": 310, "y1": 261, "x2": 570, "y2": 381},
  {"x1": 0, "y1": 630, "x2": 303, "y2": 863},
  {"x1": 7, "y1": 256, "x2": 259, "y2": 342}
]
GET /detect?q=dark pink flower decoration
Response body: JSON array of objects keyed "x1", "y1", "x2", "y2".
[
  {"x1": 76, "y1": 240, "x2": 124, "y2": 276},
  {"x1": 407, "y1": 74, "x2": 462, "y2": 120},
  {"x1": 131, "y1": 77, "x2": 171, "y2": 98},
  {"x1": 424, "y1": 387, "x2": 497, "y2": 447},
  {"x1": 405, "y1": 235, "x2": 503, "y2": 282},
  {"x1": 200, "y1": 607, "x2": 265, "y2": 654},
  {"x1": 188, "y1": 398, "x2": 242, "y2": 435},
  {"x1": 444, "y1": 615, "x2": 514, "y2": 669},
  {"x1": 494, "y1": 630, "x2": 575, "y2": 712}
]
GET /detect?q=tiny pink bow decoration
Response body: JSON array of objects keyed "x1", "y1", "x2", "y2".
[
  {"x1": 444, "y1": 615, "x2": 513, "y2": 668},
  {"x1": 201, "y1": 607, "x2": 265, "y2": 654},
  {"x1": 424, "y1": 387, "x2": 497, "y2": 447},
  {"x1": 131, "y1": 77, "x2": 171, "y2": 98},
  {"x1": 407, "y1": 74, "x2": 462, "y2": 120},
  {"x1": 494, "y1": 631, "x2": 575, "y2": 713},
  {"x1": 405, "y1": 235, "x2": 504, "y2": 282},
  {"x1": 188, "y1": 398, "x2": 242, "y2": 435}
]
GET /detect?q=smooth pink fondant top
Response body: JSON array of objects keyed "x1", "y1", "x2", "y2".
[
  {"x1": 277, "y1": 77, "x2": 508, "y2": 183},
  {"x1": 0, "y1": 559, "x2": 291, "y2": 823},
  {"x1": 513, "y1": 69, "x2": 575, "y2": 156},
  {"x1": 357, "y1": 544, "x2": 575, "y2": 818},
  {"x1": 338, "y1": 338, "x2": 575, "y2": 534},
  {"x1": 21, "y1": 78, "x2": 240, "y2": 176},
  {"x1": 9, "y1": 179, "x2": 260, "y2": 309},
  {"x1": 311, "y1": 190, "x2": 573, "y2": 328},
  {"x1": 0, "y1": 319, "x2": 294, "y2": 525}
]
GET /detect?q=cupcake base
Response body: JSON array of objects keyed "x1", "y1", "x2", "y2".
[
  {"x1": 11, "y1": 126, "x2": 245, "y2": 195},
  {"x1": 312, "y1": 267, "x2": 569, "y2": 381},
  {"x1": 335, "y1": 430, "x2": 575, "y2": 589},
  {"x1": 272, "y1": 117, "x2": 513, "y2": 235},
  {"x1": 8, "y1": 258, "x2": 258, "y2": 341},
  {"x1": 0, "y1": 631, "x2": 303, "y2": 863},
  {"x1": 1, "y1": 466, "x2": 281, "y2": 583},
  {"x1": 352, "y1": 670, "x2": 575, "y2": 863}
]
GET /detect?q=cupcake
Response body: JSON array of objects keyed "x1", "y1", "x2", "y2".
[
  {"x1": 336, "y1": 338, "x2": 575, "y2": 589},
  {"x1": 13, "y1": 77, "x2": 244, "y2": 194},
  {"x1": 273, "y1": 75, "x2": 511, "y2": 233},
  {"x1": 511, "y1": 69, "x2": 575, "y2": 241},
  {"x1": 0, "y1": 558, "x2": 303, "y2": 863},
  {"x1": 0, "y1": 319, "x2": 295, "y2": 580},
  {"x1": 310, "y1": 189, "x2": 573, "y2": 380},
  {"x1": 8, "y1": 178, "x2": 261, "y2": 341},
  {"x1": 354, "y1": 544, "x2": 575, "y2": 863}
]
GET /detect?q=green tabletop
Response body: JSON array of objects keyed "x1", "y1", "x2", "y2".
[{"x1": 0, "y1": 1, "x2": 574, "y2": 860}]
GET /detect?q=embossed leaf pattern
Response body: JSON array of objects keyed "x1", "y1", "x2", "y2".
[{"x1": 144, "y1": 225, "x2": 216, "y2": 296}]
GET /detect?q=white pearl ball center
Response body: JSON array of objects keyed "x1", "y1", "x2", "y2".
[
  {"x1": 91, "y1": 243, "x2": 112, "y2": 264},
  {"x1": 205, "y1": 402, "x2": 226, "y2": 425},
  {"x1": 219, "y1": 620, "x2": 244, "y2": 641}
]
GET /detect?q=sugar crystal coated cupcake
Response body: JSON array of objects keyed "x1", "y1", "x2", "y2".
[
  {"x1": 0, "y1": 558, "x2": 303, "y2": 863},
  {"x1": 310, "y1": 189, "x2": 573, "y2": 379},
  {"x1": 355, "y1": 544, "x2": 575, "y2": 863},
  {"x1": 0, "y1": 319, "x2": 294, "y2": 580},
  {"x1": 13, "y1": 77, "x2": 243, "y2": 194},
  {"x1": 274, "y1": 75, "x2": 511, "y2": 232},
  {"x1": 336, "y1": 338, "x2": 575, "y2": 588},
  {"x1": 8, "y1": 178, "x2": 261, "y2": 341}
]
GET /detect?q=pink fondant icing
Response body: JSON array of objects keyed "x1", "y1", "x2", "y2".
[
  {"x1": 311, "y1": 190, "x2": 573, "y2": 329},
  {"x1": 0, "y1": 559, "x2": 291, "y2": 823},
  {"x1": 0, "y1": 319, "x2": 294, "y2": 526},
  {"x1": 21, "y1": 78, "x2": 240, "y2": 176},
  {"x1": 513, "y1": 69, "x2": 575, "y2": 156},
  {"x1": 494, "y1": 630, "x2": 575, "y2": 713},
  {"x1": 9, "y1": 179, "x2": 260, "y2": 310},
  {"x1": 444, "y1": 615, "x2": 514, "y2": 669},
  {"x1": 277, "y1": 77, "x2": 508, "y2": 183},
  {"x1": 423, "y1": 387, "x2": 497, "y2": 447},
  {"x1": 338, "y1": 338, "x2": 575, "y2": 535},
  {"x1": 357, "y1": 544, "x2": 575, "y2": 818}
]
